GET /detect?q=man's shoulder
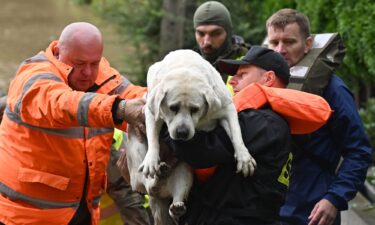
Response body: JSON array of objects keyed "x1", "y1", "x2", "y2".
[
  {"x1": 327, "y1": 74, "x2": 347, "y2": 88},
  {"x1": 232, "y1": 35, "x2": 250, "y2": 47},
  {"x1": 228, "y1": 35, "x2": 251, "y2": 59},
  {"x1": 15, "y1": 53, "x2": 58, "y2": 78},
  {"x1": 240, "y1": 107, "x2": 288, "y2": 128},
  {"x1": 324, "y1": 74, "x2": 352, "y2": 100},
  {"x1": 240, "y1": 108, "x2": 291, "y2": 153}
]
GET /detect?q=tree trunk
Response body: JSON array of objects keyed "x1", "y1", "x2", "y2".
[{"x1": 159, "y1": 0, "x2": 187, "y2": 58}]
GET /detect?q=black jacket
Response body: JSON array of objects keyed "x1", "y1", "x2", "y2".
[{"x1": 162, "y1": 108, "x2": 292, "y2": 225}]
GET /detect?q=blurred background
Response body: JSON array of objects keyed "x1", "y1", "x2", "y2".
[
  {"x1": 0, "y1": 0, "x2": 138, "y2": 92},
  {"x1": 0, "y1": 0, "x2": 374, "y2": 224}
]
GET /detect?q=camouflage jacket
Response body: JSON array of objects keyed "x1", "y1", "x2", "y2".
[{"x1": 213, "y1": 35, "x2": 251, "y2": 82}]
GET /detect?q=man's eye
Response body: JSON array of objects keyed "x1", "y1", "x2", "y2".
[
  {"x1": 268, "y1": 41, "x2": 278, "y2": 46},
  {"x1": 212, "y1": 31, "x2": 223, "y2": 37},
  {"x1": 75, "y1": 62, "x2": 85, "y2": 66},
  {"x1": 284, "y1": 40, "x2": 295, "y2": 45},
  {"x1": 236, "y1": 74, "x2": 243, "y2": 79},
  {"x1": 196, "y1": 31, "x2": 204, "y2": 37}
]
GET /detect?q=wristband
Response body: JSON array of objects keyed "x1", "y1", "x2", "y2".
[{"x1": 117, "y1": 99, "x2": 127, "y2": 121}]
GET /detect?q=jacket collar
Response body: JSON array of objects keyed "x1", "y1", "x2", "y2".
[{"x1": 44, "y1": 41, "x2": 73, "y2": 82}]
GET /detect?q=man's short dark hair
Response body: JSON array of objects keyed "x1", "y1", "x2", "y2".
[{"x1": 266, "y1": 8, "x2": 311, "y2": 39}]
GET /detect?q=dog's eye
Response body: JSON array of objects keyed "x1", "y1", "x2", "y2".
[
  {"x1": 170, "y1": 105, "x2": 179, "y2": 113},
  {"x1": 190, "y1": 107, "x2": 199, "y2": 114}
]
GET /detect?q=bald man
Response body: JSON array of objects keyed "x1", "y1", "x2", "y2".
[{"x1": 0, "y1": 22, "x2": 147, "y2": 225}]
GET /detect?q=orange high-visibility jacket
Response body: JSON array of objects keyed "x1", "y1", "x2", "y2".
[
  {"x1": 0, "y1": 41, "x2": 146, "y2": 225},
  {"x1": 194, "y1": 83, "x2": 332, "y2": 182}
]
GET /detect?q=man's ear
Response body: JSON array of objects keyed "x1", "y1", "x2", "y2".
[
  {"x1": 263, "y1": 71, "x2": 277, "y2": 87},
  {"x1": 53, "y1": 44, "x2": 60, "y2": 58},
  {"x1": 304, "y1": 36, "x2": 313, "y2": 54}
]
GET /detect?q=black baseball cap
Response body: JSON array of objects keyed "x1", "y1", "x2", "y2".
[{"x1": 218, "y1": 46, "x2": 290, "y2": 84}]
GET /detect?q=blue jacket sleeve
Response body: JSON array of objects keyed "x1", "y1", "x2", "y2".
[{"x1": 323, "y1": 75, "x2": 372, "y2": 210}]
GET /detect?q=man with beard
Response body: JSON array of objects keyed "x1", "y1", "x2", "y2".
[{"x1": 193, "y1": 1, "x2": 250, "y2": 85}]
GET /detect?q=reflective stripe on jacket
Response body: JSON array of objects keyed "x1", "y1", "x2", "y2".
[{"x1": 0, "y1": 41, "x2": 146, "y2": 225}]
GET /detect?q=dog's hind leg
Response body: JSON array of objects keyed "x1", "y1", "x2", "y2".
[
  {"x1": 166, "y1": 162, "x2": 193, "y2": 221},
  {"x1": 125, "y1": 126, "x2": 148, "y2": 193},
  {"x1": 149, "y1": 196, "x2": 176, "y2": 225}
]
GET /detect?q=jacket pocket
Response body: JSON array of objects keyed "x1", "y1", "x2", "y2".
[{"x1": 18, "y1": 167, "x2": 70, "y2": 191}]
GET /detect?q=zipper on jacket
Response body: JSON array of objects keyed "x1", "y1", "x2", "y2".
[{"x1": 86, "y1": 75, "x2": 116, "y2": 93}]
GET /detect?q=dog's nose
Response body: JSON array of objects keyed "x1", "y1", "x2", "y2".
[{"x1": 176, "y1": 126, "x2": 189, "y2": 140}]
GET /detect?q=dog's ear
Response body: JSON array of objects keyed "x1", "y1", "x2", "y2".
[
  {"x1": 146, "y1": 60, "x2": 168, "y2": 121},
  {"x1": 203, "y1": 88, "x2": 222, "y2": 116},
  {"x1": 146, "y1": 61, "x2": 163, "y2": 87},
  {"x1": 147, "y1": 84, "x2": 167, "y2": 121}
]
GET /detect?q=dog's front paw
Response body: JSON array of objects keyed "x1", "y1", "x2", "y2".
[
  {"x1": 169, "y1": 201, "x2": 186, "y2": 220},
  {"x1": 234, "y1": 146, "x2": 257, "y2": 177},
  {"x1": 157, "y1": 162, "x2": 171, "y2": 179},
  {"x1": 138, "y1": 152, "x2": 160, "y2": 178}
]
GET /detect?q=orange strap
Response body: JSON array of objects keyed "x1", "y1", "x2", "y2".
[
  {"x1": 194, "y1": 167, "x2": 218, "y2": 183},
  {"x1": 233, "y1": 83, "x2": 332, "y2": 134}
]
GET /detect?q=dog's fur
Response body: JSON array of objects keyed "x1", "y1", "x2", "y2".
[{"x1": 123, "y1": 49, "x2": 256, "y2": 224}]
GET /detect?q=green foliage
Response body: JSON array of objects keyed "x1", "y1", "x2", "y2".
[
  {"x1": 292, "y1": 0, "x2": 375, "y2": 86},
  {"x1": 359, "y1": 98, "x2": 375, "y2": 156},
  {"x1": 90, "y1": 0, "x2": 163, "y2": 85},
  {"x1": 80, "y1": 0, "x2": 375, "y2": 88},
  {"x1": 335, "y1": 0, "x2": 375, "y2": 83}
]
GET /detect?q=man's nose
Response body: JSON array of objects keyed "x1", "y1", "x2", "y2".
[
  {"x1": 229, "y1": 76, "x2": 237, "y2": 85},
  {"x1": 202, "y1": 35, "x2": 211, "y2": 46},
  {"x1": 82, "y1": 64, "x2": 92, "y2": 76},
  {"x1": 274, "y1": 43, "x2": 286, "y2": 54}
]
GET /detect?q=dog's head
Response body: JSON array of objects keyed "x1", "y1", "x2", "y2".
[{"x1": 148, "y1": 71, "x2": 222, "y2": 141}]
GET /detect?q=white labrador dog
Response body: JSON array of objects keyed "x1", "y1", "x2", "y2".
[{"x1": 125, "y1": 49, "x2": 256, "y2": 225}]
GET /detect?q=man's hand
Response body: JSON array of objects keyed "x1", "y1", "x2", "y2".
[
  {"x1": 308, "y1": 199, "x2": 337, "y2": 225},
  {"x1": 123, "y1": 98, "x2": 146, "y2": 141}
]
